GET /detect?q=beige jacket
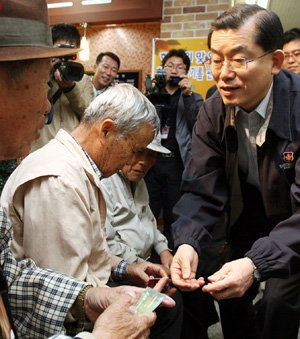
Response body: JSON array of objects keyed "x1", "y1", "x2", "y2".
[
  {"x1": 101, "y1": 172, "x2": 169, "y2": 264},
  {"x1": 30, "y1": 74, "x2": 94, "y2": 152},
  {"x1": 1, "y1": 129, "x2": 121, "y2": 287}
]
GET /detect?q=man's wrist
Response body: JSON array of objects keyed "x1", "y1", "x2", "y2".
[
  {"x1": 245, "y1": 257, "x2": 261, "y2": 281},
  {"x1": 111, "y1": 260, "x2": 129, "y2": 281},
  {"x1": 72, "y1": 285, "x2": 93, "y2": 321},
  {"x1": 62, "y1": 82, "x2": 76, "y2": 93},
  {"x1": 183, "y1": 90, "x2": 193, "y2": 96}
]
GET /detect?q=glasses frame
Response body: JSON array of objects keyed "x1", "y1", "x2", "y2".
[
  {"x1": 164, "y1": 63, "x2": 187, "y2": 72},
  {"x1": 284, "y1": 50, "x2": 300, "y2": 61},
  {"x1": 211, "y1": 49, "x2": 275, "y2": 72}
]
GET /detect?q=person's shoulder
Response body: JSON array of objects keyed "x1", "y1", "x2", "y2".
[
  {"x1": 101, "y1": 172, "x2": 121, "y2": 188},
  {"x1": 275, "y1": 69, "x2": 300, "y2": 92},
  {"x1": 203, "y1": 89, "x2": 224, "y2": 110},
  {"x1": 100, "y1": 172, "x2": 122, "y2": 199},
  {"x1": 192, "y1": 91, "x2": 203, "y2": 100},
  {"x1": 14, "y1": 135, "x2": 86, "y2": 188}
]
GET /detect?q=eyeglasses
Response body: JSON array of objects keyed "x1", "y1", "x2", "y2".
[
  {"x1": 211, "y1": 50, "x2": 275, "y2": 72},
  {"x1": 164, "y1": 63, "x2": 186, "y2": 71},
  {"x1": 284, "y1": 50, "x2": 300, "y2": 61}
]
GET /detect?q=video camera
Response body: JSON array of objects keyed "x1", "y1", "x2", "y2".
[
  {"x1": 145, "y1": 69, "x2": 182, "y2": 108},
  {"x1": 53, "y1": 44, "x2": 84, "y2": 82}
]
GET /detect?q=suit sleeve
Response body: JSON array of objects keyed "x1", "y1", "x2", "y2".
[
  {"x1": 182, "y1": 92, "x2": 203, "y2": 131},
  {"x1": 246, "y1": 155, "x2": 300, "y2": 280}
]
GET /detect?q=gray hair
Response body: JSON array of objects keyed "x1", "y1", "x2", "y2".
[{"x1": 83, "y1": 83, "x2": 160, "y2": 136}]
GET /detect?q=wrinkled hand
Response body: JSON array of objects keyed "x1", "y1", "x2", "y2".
[
  {"x1": 91, "y1": 292, "x2": 156, "y2": 339},
  {"x1": 84, "y1": 279, "x2": 175, "y2": 323},
  {"x1": 202, "y1": 258, "x2": 255, "y2": 299},
  {"x1": 178, "y1": 74, "x2": 192, "y2": 95},
  {"x1": 126, "y1": 262, "x2": 168, "y2": 286},
  {"x1": 171, "y1": 244, "x2": 204, "y2": 291},
  {"x1": 160, "y1": 250, "x2": 173, "y2": 270},
  {"x1": 150, "y1": 262, "x2": 170, "y2": 277}
]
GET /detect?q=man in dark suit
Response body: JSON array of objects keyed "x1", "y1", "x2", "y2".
[{"x1": 170, "y1": 4, "x2": 300, "y2": 339}]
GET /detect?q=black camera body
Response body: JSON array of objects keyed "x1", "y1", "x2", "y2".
[
  {"x1": 54, "y1": 44, "x2": 84, "y2": 82},
  {"x1": 145, "y1": 71, "x2": 182, "y2": 108},
  {"x1": 168, "y1": 75, "x2": 181, "y2": 87},
  {"x1": 145, "y1": 70, "x2": 183, "y2": 108},
  {"x1": 145, "y1": 69, "x2": 171, "y2": 108}
]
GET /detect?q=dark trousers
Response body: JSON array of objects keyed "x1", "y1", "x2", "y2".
[
  {"x1": 145, "y1": 154, "x2": 184, "y2": 250},
  {"x1": 255, "y1": 273, "x2": 300, "y2": 339},
  {"x1": 150, "y1": 250, "x2": 219, "y2": 339},
  {"x1": 218, "y1": 244, "x2": 300, "y2": 339},
  {"x1": 181, "y1": 289, "x2": 219, "y2": 339},
  {"x1": 151, "y1": 290, "x2": 183, "y2": 339}
]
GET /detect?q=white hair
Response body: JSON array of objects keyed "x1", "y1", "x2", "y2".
[{"x1": 83, "y1": 83, "x2": 160, "y2": 136}]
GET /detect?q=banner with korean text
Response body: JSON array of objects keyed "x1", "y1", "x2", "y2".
[{"x1": 152, "y1": 37, "x2": 215, "y2": 99}]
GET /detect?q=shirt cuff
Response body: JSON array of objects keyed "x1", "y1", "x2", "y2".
[{"x1": 111, "y1": 260, "x2": 129, "y2": 281}]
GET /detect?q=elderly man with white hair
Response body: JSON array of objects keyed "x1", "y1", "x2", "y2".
[
  {"x1": 2, "y1": 83, "x2": 182, "y2": 338},
  {"x1": 0, "y1": 0, "x2": 176, "y2": 338},
  {"x1": 2, "y1": 83, "x2": 162, "y2": 286}
]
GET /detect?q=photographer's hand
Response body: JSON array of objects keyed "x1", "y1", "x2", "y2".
[
  {"x1": 53, "y1": 68, "x2": 75, "y2": 89},
  {"x1": 179, "y1": 75, "x2": 192, "y2": 96}
]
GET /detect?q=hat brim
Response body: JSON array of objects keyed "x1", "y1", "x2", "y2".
[
  {"x1": 0, "y1": 46, "x2": 82, "y2": 62},
  {"x1": 147, "y1": 143, "x2": 171, "y2": 154}
]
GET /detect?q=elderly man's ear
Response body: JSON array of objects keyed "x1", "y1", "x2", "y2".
[
  {"x1": 98, "y1": 119, "x2": 116, "y2": 139},
  {"x1": 271, "y1": 49, "x2": 285, "y2": 75}
]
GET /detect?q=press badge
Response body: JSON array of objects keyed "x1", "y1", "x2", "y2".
[{"x1": 161, "y1": 126, "x2": 170, "y2": 140}]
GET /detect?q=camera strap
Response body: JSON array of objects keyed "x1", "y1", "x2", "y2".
[{"x1": 45, "y1": 88, "x2": 63, "y2": 125}]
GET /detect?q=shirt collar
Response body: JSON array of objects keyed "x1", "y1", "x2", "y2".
[
  {"x1": 235, "y1": 82, "x2": 273, "y2": 119},
  {"x1": 70, "y1": 134, "x2": 103, "y2": 181},
  {"x1": 92, "y1": 80, "x2": 108, "y2": 98}
]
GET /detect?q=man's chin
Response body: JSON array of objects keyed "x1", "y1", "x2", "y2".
[{"x1": 221, "y1": 95, "x2": 240, "y2": 107}]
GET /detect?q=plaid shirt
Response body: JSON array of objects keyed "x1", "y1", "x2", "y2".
[
  {"x1": 0, "y1": 206, "x2": 88, "y2": 338},
  {"x1": 75, "y1": 136, "x2": 129, "y2": 281}
]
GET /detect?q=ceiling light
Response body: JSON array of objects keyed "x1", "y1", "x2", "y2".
[
  {"x1": 231, "y1": 0, "x2": 269, "y2": 8},
  {"x1": 47, "y1": 2, "x2": 73, "y2": 9},
  {"x1": 81, "y1": 0, "x2": 112, "y2": 5},
  {"x1": 79, "y1": 23, "x2": 90, "y2": 61}
]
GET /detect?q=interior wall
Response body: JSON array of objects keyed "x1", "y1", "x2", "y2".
[
  {"x1": 78, "y1": 0, "x2": 231, "y2": 91},
  {"x1": 79, "y1": 22, "x2": 161, "y2": 90}
]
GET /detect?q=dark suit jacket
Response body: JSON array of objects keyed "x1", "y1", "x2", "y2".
[
  {"x1": 175, "y1": 92, "x2": 203, "y2": 165},
  {"x1": 172, "y1": 69, "x2": 300, "y2": 281}
]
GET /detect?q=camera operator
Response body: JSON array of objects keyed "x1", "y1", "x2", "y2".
[
  {"x1": 30, "y1": 23, "x2": 94, "y2": 153},
  {"x1": 145, "y1": 49, "x2": 203, "y2": 250}
]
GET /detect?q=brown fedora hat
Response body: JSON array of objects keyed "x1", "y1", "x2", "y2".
[{"x1": 0, "y1": 0, "x2": 81, "y2": 61}]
